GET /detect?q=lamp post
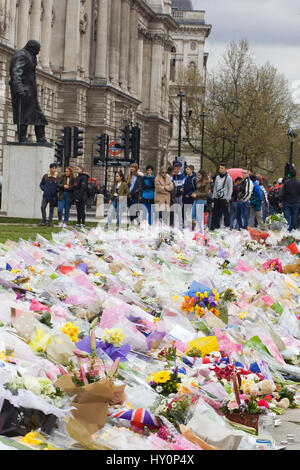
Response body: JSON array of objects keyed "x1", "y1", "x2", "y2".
[
  {"x1": 177, "y1": 90, "x2": 186, "y2": 161},
  {"x1": 200, "y1": 110, "x2": 207, "y2": 169},
  {"x1": 221, "y1": 126, "x2": 227, "y2": 159},
  {"x1": 232, "y1": 135, "x2": 238, "y2": 168},
  {"x1": 285, "y1": 128, "x2": 297, "y2": 178}
]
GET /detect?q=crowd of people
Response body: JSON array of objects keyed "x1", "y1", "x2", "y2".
[{"x1": 38, "y1": 161, "x2": 300, "y2": 233}]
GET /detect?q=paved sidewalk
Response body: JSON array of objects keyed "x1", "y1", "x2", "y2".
[{"x1": 274, "y1": 409, "x2": 300, "y2": 450}]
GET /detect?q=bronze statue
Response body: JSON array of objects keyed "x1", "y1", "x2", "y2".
[{"x1": 9, "y1": 40, "x2": 49, "y2": 144}]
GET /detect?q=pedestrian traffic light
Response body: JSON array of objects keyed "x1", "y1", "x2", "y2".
[
  {"x1": 131, "y1": 124, "x2": 141, "y2": 164},
  {"x1": 73, "y1": 127, "x2": 84, "y2": 158},
  {"x1": 95, "y1": 134, "x2": 107, "y2": 160},
  {"x1": 119, "y1": 125, "x2": 131, "y2": 160}
]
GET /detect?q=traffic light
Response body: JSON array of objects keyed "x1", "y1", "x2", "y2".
[
  {"x1": 95, "y1": 134, "x2": 107, "y2": 160},
  {"x1": 73, "y1": 127, "x2": 84, "y2": 158},
  {"x1": 131, "y1": 124, "x2": 141, "y2": 164},
  {"x1": 59, "y1": 126, "x2": 72, "y2": 167},
  {"x1": 54, "y1": 135, "x2": 64, "y2": 167},
  {"x1": 119, "y1": 125, "x2": 131, "y2": 160}
]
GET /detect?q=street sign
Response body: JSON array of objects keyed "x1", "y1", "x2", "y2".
[
  {"x1": 109, "y1": 142, "x2": 122, "y2": 156},
  {"x1": 93, "y1": 158, "x2": 133, "y2": 167}
]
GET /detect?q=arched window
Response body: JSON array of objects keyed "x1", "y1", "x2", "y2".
[{"x1": 170, "y1": 58, "x2": 176, "y2": 82}]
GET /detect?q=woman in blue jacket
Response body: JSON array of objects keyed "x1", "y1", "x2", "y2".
[
  {"x1": 141, "y1": 166, "x2": 155, "y2": 225},
  {"x1": 182, "y1": 166, "x2": 197, "y2": 228}
]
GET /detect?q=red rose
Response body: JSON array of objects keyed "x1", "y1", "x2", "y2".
[{"x1": 257, "y1": 399, "x2": 269, "y2": 408}]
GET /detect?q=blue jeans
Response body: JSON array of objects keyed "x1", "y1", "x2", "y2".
[
  {"x1": 240, "y1": 201, "x2": 250, "y2": 229},
  {"x1": 107, "y1": 197, "x2": 126, "y2": 227},
  {"x1": 142, "y1": 200, "x2": 154, "y2": 225},
  {"x1": 284, "y1": 203, "x2": 300, "y2": 231},
  {"x1": 192, "y1": 200, "x2": 206, "y2": 232},
  {"x1": 58, "y1": 191, "x2": 70, "y2": 223},
  {"x1": 230, "y1": 201, "x2": 241, "y2": 229}
]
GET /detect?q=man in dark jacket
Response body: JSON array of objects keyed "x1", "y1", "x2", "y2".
[
  {"x1": 141, "y1": 166, "x2": 155, "y2": 225},
  {"x1": 279, "y1": 169, "x2": 300, "y2": 231},
  {"x1": 128, "y1": 163, "x2": 143, "y2": 225},
  {"x1": 182, "y1": 165, "x2": 197, "y2": 228},
  {"x1": 9, "y1": 40, "x2": 48, "y2": 144},
  {"x1": 73, "y1": 165, "x2": 89, "y2": 228},
  {"x1": 38, "y1": 163, "x2": 58, "y2": 227}
]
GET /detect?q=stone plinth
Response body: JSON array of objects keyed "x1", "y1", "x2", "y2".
[{"x1": 1, "y1": 144, "x2": 54, "y2": 219}]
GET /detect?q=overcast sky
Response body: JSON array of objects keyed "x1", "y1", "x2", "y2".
[{"x1": 192, "y1": 0, "x2": 300, "y2": 101}]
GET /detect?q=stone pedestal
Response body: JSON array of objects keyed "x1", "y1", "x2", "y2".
[
  {"x1": 95, "y1": 194, "x2": 105, "y2": 219},
  {"x1": 1, "y1": 144, "x2": 54, "y2": 219}
]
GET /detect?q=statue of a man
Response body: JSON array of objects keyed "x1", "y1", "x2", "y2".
[{"x1": 9, "y1": 40, "x2": 49, "y2": 144}]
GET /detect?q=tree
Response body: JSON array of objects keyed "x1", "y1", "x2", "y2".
[{"x1": 177, "y1": 40, "x2": 299, "y2": 177}]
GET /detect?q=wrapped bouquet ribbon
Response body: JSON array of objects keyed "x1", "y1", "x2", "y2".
[{"x1": 55, "y1": 375, "x2": 126, "y2": 435}]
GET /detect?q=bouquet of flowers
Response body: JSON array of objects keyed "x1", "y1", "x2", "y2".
[
  {"x1": 4, "y1": 376, "x2": 67, "y2": 409},
  {"x1": 55, "y1": 330, "x2": 126, "y2": 434},
  {"x1": 265, "y1": 213, "x2": 288, "y2": 230},
  {"x1": 181, "y1": 289, "x2": 220, "y2": 319},
  {"x1": 243, "y1": 240, "x2": 261, "y2": 252},
  {"x1": 262, "y1": 258, "x2": 283, "y2": 273},
  {"x1": 147, "y1": 368, "x2": 182, "y2": 396},
  {"x1": 152, "y1": 395, "x2": 194, "y2": 431}
]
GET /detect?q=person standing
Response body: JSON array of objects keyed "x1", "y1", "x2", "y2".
[
  {"x1": 279, "y1": 168, "x2": 300, "y2": 231},
  {"x1": 106, "y1": 171, "x2": 130, "y2": 230},
  {"x1": 249, "y1": 174, "x2": 263, "y2": 227},
  {"x1": 182, "y1": 166, "x2": 198, "y2": 228},
  {"x1": 259, "y1": 177, "x2": 269, "y2": 222},
  {"x1": 127, "y1": 163, "x2": 143, "y2": 226},
  {"x1": 237, "y1": 169, "x2": 253, "y2": 230},
  {"x1": 191, "y1": 170, "x2": 210, "y2": 232},
  {"x1": 154, "y1": 168, "x2": 174, "y2": 225},
  {"x1": 210, "y1": 163, "x2": 233, "y2": 230},
  {"x1": 38, "y1": 163, "x2": 58, "y2": 227},
  {"x1": 269, "y1": 178, "x2": 283, "y2": 215},
  {"x1": 230, "y1": 177, "x2": 243, "y2": 230},
  {"x1": 73, "y1": 165, "x2": 89, "y2": 228},
  {"x1": 57, "y1": 166, "x2": 74, "y2": 228},
  {"x1": 141, "y1": 166, "x2": 155, "y2": 225}
]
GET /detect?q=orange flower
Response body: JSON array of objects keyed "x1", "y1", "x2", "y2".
[
  {"x1": 180, "y1": 296, "x2": 195, "y2": 313},
  {"x1": 194, "y1": 304, "x2": 204, "y2": 317},
  {"x1": 210, "y1": 308, "x2": 220, "y2": 318}
]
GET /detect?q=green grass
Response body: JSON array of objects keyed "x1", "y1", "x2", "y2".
[{"x1": 0, "y1": 218, "x2": 98, "y2": 243}]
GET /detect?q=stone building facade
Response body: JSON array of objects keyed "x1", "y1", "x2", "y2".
[{"x1": 0, "y1": 0, "x2": 211, "y2": 183}]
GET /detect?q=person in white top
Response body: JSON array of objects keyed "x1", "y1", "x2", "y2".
[{"x1": 237, "y1": 169, "x2": 254, "y2": 229}]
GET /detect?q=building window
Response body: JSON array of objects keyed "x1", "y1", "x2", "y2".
[
  {"x1": 170, "y1": 58, "x2": 176, "y2": 82},
  {"x1": 190, "y1": 42, "x2": 197, "y2": 51}
]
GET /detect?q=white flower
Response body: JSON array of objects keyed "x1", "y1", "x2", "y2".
[
  {"x1": 156, "y1": 386, "x2": 163, "y2": 393},
  {"x1": 161, "y1": 405, "x2": 168, "y2": 412},
  {"x1": 171, "y1": 402, "x2": 177, "y2": 409},
  {"x1": 23, "y1": 376, "x2": 41, "y2": 395},
  {"x1": 38, "y1": 378, "x2": 55, "y2": 395}
]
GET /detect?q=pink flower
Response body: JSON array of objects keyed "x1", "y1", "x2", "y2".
[
  {"x1": 228, "y1": 401, "x2": 239, "y2": 411},
  {"x1": 240, "y1": 394, "x2": 248, "y2": 401}
]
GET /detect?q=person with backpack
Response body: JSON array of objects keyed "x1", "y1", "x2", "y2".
[
  {"x1": 73, "y1": 165, "x2": 90, "y2": 228},
  {"x1": 210, "y1": 162, "x2": 233, "y2": 230},
  {"x1": 191, "y1": 169, "x2": 210, "y2": 232},
  {"x1": 249, "y1": 174, "x2": 263, "y2": 227},
  {"x1": 237, "y1": 169, "x2": 253, "y2": 230},
  {"x1": 38, "y1": 163, "x2": 58, "y2": 227},
  {"x1": 141, "y1": 166, "x2": 155, "y2": 225},
  {"x1": 182, "y1": 165, "x2": 198, "y2": 228}
]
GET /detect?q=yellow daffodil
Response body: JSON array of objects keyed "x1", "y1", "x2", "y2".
[
  {"x1": 29, "y1": 329, "x2": 52, "y2": 352},
  {"x1": 238, "y1": 311, "x2": 247, "y2": 320},
  {"x1": 20, "y1": 432, "x2": 43, "y2": 447},
  {"x1": 61, "y1": 322, "x2": 79, "y2": 343}
]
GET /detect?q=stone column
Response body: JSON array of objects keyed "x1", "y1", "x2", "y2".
[
  {"x1": 94, "y1": 0, "x2": 108, "y2": 80},
  {"x1": 17, "y1": 0, "x2": 31, "y2": 48},
  {"x1": 149, "y1": 35, "x2": 163, "y2": 115},
  {"x1": 30, "y1": 0, "x2": 42, "y2": 42},
  {"x1": 7, "y1": 0, "x2": 17, "y2": 46},
  {"x1": 40, "y1": 0, "x2": 53, "y2": 70},
  {"x1": 136, "y1": 33, "x2": 144, "y2": 99},
  {"x1": 109, "y1": 0, "x2": 121, "y2": 84},
  {"x1": 128, "y1": 4, "x2": 138, "y2": 93},
  {"x1": 119, "y1": 0, "x2": 130, "y2": 89},
  {"x1": 64, "y1": 0, "x2": 81, "y2": 75}
]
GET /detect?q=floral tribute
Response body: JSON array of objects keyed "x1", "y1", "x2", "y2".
[
  {"x1": 147, "y1": 368, "x2": 182, "y2": 396},
  {"x1": 4, "y1": 376, "x2": 67, "y2": 408},
  {"x1": 181, "y1": 289, "x2": 220, "y2": 319}
]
